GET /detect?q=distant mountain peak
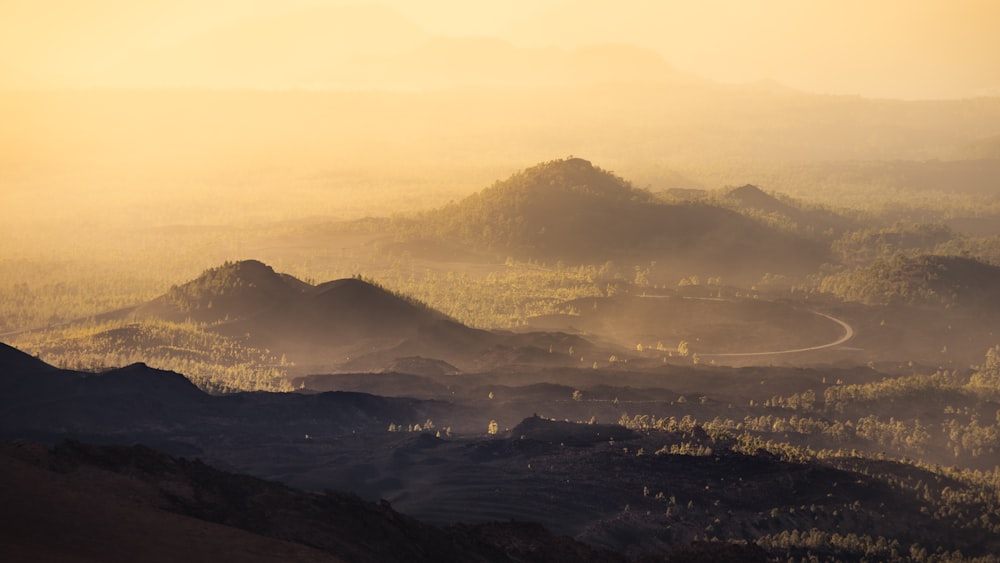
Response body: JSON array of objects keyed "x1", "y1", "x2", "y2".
[
  {"x1": 494, "y1": 157, "x2": 646, "y2": 202},
  {"x1": 724, "y1": 184, "x2": 788, "y2": 211}
]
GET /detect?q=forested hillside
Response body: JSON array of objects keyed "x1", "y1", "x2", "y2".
[
  {"x1": 403, "y1": 158, "x2": 827, "y2": 281},
  {"x1": 819, "y1": 254, "x2": 1000, "y2": 311}
]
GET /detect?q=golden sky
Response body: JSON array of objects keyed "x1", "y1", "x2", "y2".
[{"x1": 1, "y1": 0, "x2": 998, "y2": 98}]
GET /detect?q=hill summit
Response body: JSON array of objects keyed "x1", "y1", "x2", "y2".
[
  {"x1": 420, "y1": 158, "x2": 654, "y2": 260},
  {"x1": 724, "y1": 184, "x2": 795, "y2": 215},
  {"x1": 132, "y1": 261, "x2": 495, "y2": 371},
  {"x1": 137, "y1": 260, "x2": 310, "y2": 323},
  {"x1": 137, "y1": 261, "x2": 447, "y2": 335}
]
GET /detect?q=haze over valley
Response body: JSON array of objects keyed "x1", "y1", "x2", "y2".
[{"x1": 2, "y1": 2, "x2": 1000, "y2": 561}]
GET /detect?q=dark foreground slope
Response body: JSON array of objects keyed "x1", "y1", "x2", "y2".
[
  {"x1": 0, "y1": 441, "x2": 622, "y2": 563},
  {"x1": 0, "y1": 341, "x2": 60, "y2": 375},
  {"x1": 4, "y1": 344, "x2": 999, "y2": 560}
]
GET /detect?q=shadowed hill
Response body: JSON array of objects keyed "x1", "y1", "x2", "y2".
[
  {"x1": 0, "y1": 362, "x2": 210, "y2": 436},
  {"x1": 509, "y1": 415, "x2": 638, "y2": 446},
  {"x1": 136, "y1": 260, "x2": 448, "y2": 336},
  {"x1": 0, "y1": 341, "x2": 447, "y2": 444},
  {"x1": 411, "y1": 158, "x2": 828, "y2": 279},
  {"x1": 136, "y1": 259, "x2": 311, "y2": 324},
  {"x1": 131, "y1": 261, "x2": 596, "y2": 373},
  {"x1": 820, "y1": 254, "x2": 1000, "y2": 311},
  {"x1": 135, "y1": 261, "x2": 464, "y2": 367},
  {"x1": 722, "y1": 184, "x2": 854, "y2": 238},
  {"x1": 295, "y1": 277, "x2": 447, "y2": 337}
]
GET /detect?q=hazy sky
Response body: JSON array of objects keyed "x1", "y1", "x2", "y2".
[{"x1": 1, "y1": 0, "x2": 998, "y2": 99}]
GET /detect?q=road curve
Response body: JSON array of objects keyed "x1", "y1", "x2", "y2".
[
  {"x1": 636, "y1": 294, "x2": 856, "y2": 358},
  {"x1": 700, "y1": 310, "x2": 855, "y2": 358}
]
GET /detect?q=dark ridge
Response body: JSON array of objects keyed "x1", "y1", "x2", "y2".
[
  {"x1": 91, "y1": 363, "x2": 208, "y2": 402},
  {"x1": 508, "y1": 415, "x2": 638, "y2": 446},
  {"x1": 0, "y1": 358, "x2": 210, "y2": 436},
  {"x1": 0, "y1": 341, "x2": 58, "y2": 375}
]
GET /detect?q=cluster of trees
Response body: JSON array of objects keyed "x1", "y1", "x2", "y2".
[
  {"x1": 11, "y1": 319, "x2": 292, "y2": 393},
  {"x1": 362, "y1": 259, "x2": 607, "y2": 328},
  {"x1": 0, "y1": 259, "x2": 167, "y2": 333},
  {"x1": 831, "y1": 223, "x2": 955, "y2": 266},
  {"x1": 617, "y1": 359, "x2": 1000, "y2": 470},
  {"x1": 387, "y1": 419, "x2": 451, "y2": 437},
  {"x1": 614, "y1": 412, "x2": 1000, "y2": 559},
  {"x1": 818, "y1": 254, "x2": 1000, "y2": 309},
  {"x1": 754, "y1": 530, "x2": 986, "y2": 563},
  {"x1": 752, "y1": 365, "x2": 999, "y2": 467}
]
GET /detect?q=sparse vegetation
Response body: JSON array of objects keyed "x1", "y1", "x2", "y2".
[{"x1": 5, "y1": 150, "x2": 1000, "y2": 560}]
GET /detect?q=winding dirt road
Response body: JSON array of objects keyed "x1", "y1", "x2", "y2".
[
  {"x1": 638, "y1": 294, "x2": 856, "y2": 358},
  {"x1": 700, "y1": 310, "x2": 855, "y2": 358}
]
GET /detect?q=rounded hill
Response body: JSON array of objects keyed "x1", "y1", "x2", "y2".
[
  {"x1": 415, "y1": 158, "x2": 827, "y2": 277},
  {"x1": 284, "y1": 277, "x2": 449, "y2": 339},
  {"x1": 821, "y1": 254, "x2": 1000, "y2": 311},
  {"x1": 136, "y1": 260, "x2": 310, "y2": 323}
]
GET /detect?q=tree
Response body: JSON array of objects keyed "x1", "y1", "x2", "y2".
[
  {"x1": 970, "y1": 345, "x2": 1000, "y2": 389},
  {"x1": 677, "y1": 340, "x2": 690, "y2": 357}
]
